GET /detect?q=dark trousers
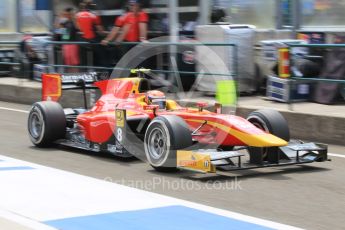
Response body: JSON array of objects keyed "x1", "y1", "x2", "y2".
[{"x1": 79, "y1": 38, "x2": 108, "y2": 68}]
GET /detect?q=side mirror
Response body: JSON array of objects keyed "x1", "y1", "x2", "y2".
[
  {"x1": 196, "y1": 102, "x2": 208, "y2": 112},
  {"x1": 215, "y1": 103, "x2": 222, "y2": 114}
]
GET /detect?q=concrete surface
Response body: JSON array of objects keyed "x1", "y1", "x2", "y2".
[
  {"x1": 0, "y1": 218, "x2": 33, "y2": 230},
  {"x1": 0, "y1": 101, "x2": 345, "y2": 230},
  {"x1": 0, "y1": 155, "x2": 300, "y2": 230},
  {"x1": 0, "y1": 77, "x2": 344, "y2": 145}
]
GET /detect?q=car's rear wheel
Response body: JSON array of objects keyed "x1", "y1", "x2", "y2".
[
  {"x1": 247, "y1": 109, "x2": 290, "y2": 163},
  {"x1": 28, "y1": 101, "x2": 66, "y2": 147},
  {"x1": 144, "y1": 115, "x2": 192, "y2": 172}
]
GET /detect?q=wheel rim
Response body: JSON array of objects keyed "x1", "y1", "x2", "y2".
[
  {"x1": 29, "y1": 112, "x2": 43, "y2": 139},
  {"x1": 147, "y1": 127, "x2": 167, "y2": 160}
]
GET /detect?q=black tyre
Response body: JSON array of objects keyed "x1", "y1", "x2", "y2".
[
  {"x1": 247, "y1": 109, "x2": 290, "y2": 163},
  {"x1": 144, "y1": 115, "x2": 192, "y2": 172},
  {"x1": 28, "y1": 101, "x2": 66, "y2": 147}
]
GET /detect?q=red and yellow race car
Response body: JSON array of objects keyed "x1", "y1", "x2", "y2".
[{"x1": 27, "y1": 70, "x2": 328, "y2": 173}]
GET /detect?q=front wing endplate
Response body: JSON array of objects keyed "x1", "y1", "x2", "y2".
[{"x1": 177, "y1": 151, "x2": 216, "y2": 173}]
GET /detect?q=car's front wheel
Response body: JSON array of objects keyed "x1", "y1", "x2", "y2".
[
  {"x1": 247, "y1": 109, "x2": 290, "y2": 163},
  {"x1": 144, "y1": 115, "x2": 192, "y2": 172}
]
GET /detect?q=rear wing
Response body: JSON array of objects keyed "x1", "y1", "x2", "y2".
[{"x1": 42, "y1": 72, "x2": 109, "y2": 101}]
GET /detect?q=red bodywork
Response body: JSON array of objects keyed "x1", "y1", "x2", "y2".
[{"x1": 71, "y1": 78, "x2": 287, "y2": 148}]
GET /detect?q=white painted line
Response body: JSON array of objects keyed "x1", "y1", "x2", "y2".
[
  {"x1": 329, "y1": 153, "x2": 345, "y2": 159},
  {"x1": 0, "y1": 106, "x2": 28, "y2": 114},
  {"x1": 0, "y1": 209, "x2": 56, "y2": 230},
  {"x1": 0, "y1": 155, "x2": 302, "y2": 230}
]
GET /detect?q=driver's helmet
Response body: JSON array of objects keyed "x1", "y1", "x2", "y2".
[{"x1": 145, "y1": 90, "x2": 166, "y2": 109}]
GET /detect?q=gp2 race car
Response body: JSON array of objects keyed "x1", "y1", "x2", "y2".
[{"x1": 27, "y1": 70, "x2": 328, "y2": 173}]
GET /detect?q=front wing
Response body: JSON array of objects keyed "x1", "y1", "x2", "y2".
[{"x1": 177, "y1": 142, "x2": 328, "y2": 173}]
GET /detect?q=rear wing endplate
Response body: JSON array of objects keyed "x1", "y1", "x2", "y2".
[{"x1": 42, "y1": 72, "x2": 109, "y2": 101}]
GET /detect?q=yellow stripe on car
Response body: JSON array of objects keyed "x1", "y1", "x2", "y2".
[{"x1": 186, "y1": 119, "x2": 288, "y2": 147}]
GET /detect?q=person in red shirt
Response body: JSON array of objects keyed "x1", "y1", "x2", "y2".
[
  {"x1": 116, "y1": 0, "x2": 149, "y2": 43},
  {"x1": 75, "y1": 1, "x2": 105, "y2": 66},
  {"x1": 76, "y1": 2, "x2": 103, "y2": 41},
  {"x1": 101, "y1": 7, "x2": 129, "y2": 46}
]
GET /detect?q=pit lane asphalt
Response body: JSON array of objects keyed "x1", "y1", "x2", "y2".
[{"x1": 0, "y1": 101, "x2": 344, "y2": 230}]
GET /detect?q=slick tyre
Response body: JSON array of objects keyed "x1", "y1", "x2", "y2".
[
  {"x1": 247, "y1": 109, "x2": 290, "y2": 163},
  {"x1": 144, "y1": 115, "x2": 192, "y2": 172},
  {"x1": 28, "y1": 101, "x2": 66, "y2": 147}
]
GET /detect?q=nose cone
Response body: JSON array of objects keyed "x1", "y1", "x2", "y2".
[
  {"x1": 212, "y1": 115, "x2": 289, "y2": 147},
  {"x1": 234, "y1": 131, "x2": 288, "y2": 147}
]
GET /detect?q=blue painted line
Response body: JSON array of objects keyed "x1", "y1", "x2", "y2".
[
  {"x1": 44, "y1": 205, "x2": 272, "y2": 230},
  {"x1": 0, "y1": 166, "x2": 35, "y2": 171}
]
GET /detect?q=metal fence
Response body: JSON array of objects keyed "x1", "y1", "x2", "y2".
[{"x1": 0, "y1": 40, "x2": 238, "y2": 91}]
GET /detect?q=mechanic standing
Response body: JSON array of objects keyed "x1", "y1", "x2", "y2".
[
  {"x1": 101, "y1": 6, "x2": 130, "y2": 65},
  {"x1": 59, "y1": 8, "x2": 80, "y2": 72},
  {"x1": 112, "y1": 0, "x2": 149, "y2": 73},
  {"x1": 76, "y1": 1, "x2": 105, "y2": 67},
  {"x1": 115, "y1": 0, "x2": 149, "y2": 52},
  {"x1": 101, "y1": 6, "x2": 129, "y2": 46}
]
